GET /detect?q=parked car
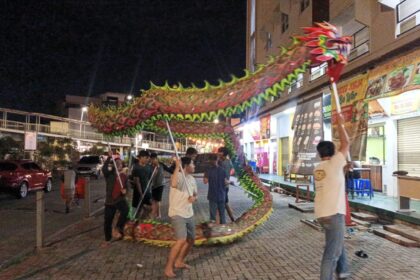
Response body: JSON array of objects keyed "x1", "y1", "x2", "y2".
[
  {"x1": 0, "y1": 160, "x2": 52, "y2": 199},
  {"x1": 76, "y1": 155, "x2": 103, "y2": 178},
  {"x1": 193, "y1": 153, "x2": 218, "y2": 174}
]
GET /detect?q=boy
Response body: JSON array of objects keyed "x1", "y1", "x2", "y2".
[
  {"x1": 314, "y1": 113, "x2": 350, "y2": 280},
  {"x1": 164, "y1": 157, "x2": 198, "y2": 278},
  {"x1": 150, "y1": 153, "x2": 165, "y2": 219},
  {"x1": 217, "y1": 147, "x2": 235, "y2": 222},
  {"x1": 204, "y1": 154, "x2": 228, "y2": 224},
  {"x1": 102, "y1": 153, "x2": 128, "y2": 246}
]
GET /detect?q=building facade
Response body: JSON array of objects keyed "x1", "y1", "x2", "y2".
[{"x1": 239, "y1": 0, "x2": 420, "y2": 197}]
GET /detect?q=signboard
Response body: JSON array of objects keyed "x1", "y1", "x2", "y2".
[
  {"x1": 366, "y1": 49, "x2": 420, "y2": 100},
  {"x1": 331, "y1": 74, "x2": 369, "y2": 161},
  {"x1": 24, "y1": 132, "x2": 37, "y2": 150},
  {"x1": 50, "y1": 121, "x2": 69, "y2": 134},
  {"x1": 323, "y1": 93, "x2": 332, "y2": 120},
  {"x1": 391, "y1": 90, "x2": 420, "y2": 116},
  {"x1": 291, "y1": 96, "x2": 323, "y2": 175},
  {"x1": 260, "y1": 115, "x2": 270, "y2": 139}
]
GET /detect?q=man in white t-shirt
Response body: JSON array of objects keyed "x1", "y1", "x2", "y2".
[
  {"x1": 164, "y1": 157, "x2": 198, "y2": 278},
  {"x1": 314, "y1": 113, "x2": 350, "y2": 280}
]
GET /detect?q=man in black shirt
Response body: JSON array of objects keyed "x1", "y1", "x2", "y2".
[{"x1": 132, "y1": 150, "x2": 152, "y2": 217}]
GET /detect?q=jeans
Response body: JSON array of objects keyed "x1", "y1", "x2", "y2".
[
  {"x1": 209, "y1": 200, "x2": 226, "y2": 224},
  {"x1": 104, "y1": 200, "x2": 129, "y2": 241},
  {"x1": 318, "y1": 214, "x2": 349, "y2": 280}
]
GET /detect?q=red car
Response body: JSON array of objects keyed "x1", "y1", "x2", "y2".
[{"x1": 0, "y1": 160, "x2": 52, "y2": 199}]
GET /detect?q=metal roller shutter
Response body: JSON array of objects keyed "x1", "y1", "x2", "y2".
[{"x1": 398, "y1": 117, "x2": 420, "y2": 176}]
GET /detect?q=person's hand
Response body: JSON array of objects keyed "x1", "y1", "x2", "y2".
[
  {"x1": 337, "y1": 113, "x2": 345, "y2": 126},
  {"x1": 188, "y1": 196, "x2": 196, "y2": 203},
  {"x1": 174, "y1": 158, "x2": 181, "y2": 168},
  {"x1": 121, "y1": 188, "x2": 127, "y2": 195}
]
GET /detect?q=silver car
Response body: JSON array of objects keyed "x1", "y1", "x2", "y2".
[{"x1": 76, "y1": 155, "x2": 103, "y2": 179}]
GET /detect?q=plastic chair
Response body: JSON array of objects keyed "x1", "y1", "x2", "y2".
[
  {"x1": 346, "y1": 178, "x2": 356, "y2": 199},
  {"x1": 354, "y1": 179, "x2": 373, "y2": 199},
  {"x1": 248, "y1": 161, "x2": 257, "y2": 172}
]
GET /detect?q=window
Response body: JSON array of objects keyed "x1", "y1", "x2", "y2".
[
  {"x1": 0, "y1": 162, "x2": 17, "y2": 171},
  {"x1": 265, "y1": 32, "x2": 272, "y2": 50},
  {"x1": 310, "y1": 63, "x2": 327, "y2": 81},
  {"x1": 396, "y1": 0, "x2": 420, "y2": 36},
  {"x1": 30, "y1": 163, "x2": 41, "y2": 170},
  {"x1": 21, "y1": 163, "x2": 32, "y2": 170},
  {"x1": 300, "y1": 0, "x2": 310, "y2": 12},
  {"x1": 349, "y1": 27, "x2": 370, "y2": 61},
  {"x1": 281, "y1": 13, "x2": 289, "y2": 33},
  {"x1": 288, "y1": 73, "x2": 304, "y2": 93},
  {"x1": 366, "y1": 125, "x2": 385, "y2": 165}
]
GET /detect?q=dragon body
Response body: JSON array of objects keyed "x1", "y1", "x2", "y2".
[{"x1": 88, "y1": 22, "x2": 351, "y2": 246}]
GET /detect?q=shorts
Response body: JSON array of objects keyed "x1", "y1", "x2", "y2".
[
  {"x1": 152, "y1": 185, "x2": 164, "y2": 202},
  {"x1": 132, "y1": 190, "x2": 152, "y2": 208},
  {"x1": 171, "y1": 215, "x2": 195, "y2": 240}
]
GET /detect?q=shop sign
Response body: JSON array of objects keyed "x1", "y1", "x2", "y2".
[
  {"x1": 365, "y1": 49, "x2": 420, "y2": 100},
  {"x1": 247, "y1": 121, "x2": 260, "y2": 141},
  {"x1": 24, "y1": 132, "x2": 37, "y2": 151},
  {"x1": 331, "y1": 74, "x2": 369, "y2": 161},
  {"x1": 290, "y1": 96, "x2": 323, "y2": 175},
  {"x1": 323, "y1": 93, "x2": 331, "y2": 120},
  {"x1": 260, "y1": 115, "x2": 270, "y2": 139},
  {"x1": 391, "y1": 90, "x2": 420, "y2": 115}
]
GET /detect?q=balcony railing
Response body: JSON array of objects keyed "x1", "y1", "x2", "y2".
[
  {"x1": 310, "y1": 62, "x2": 328, "y2": 81},
  {"x1": 397, "y1": 0, "x2": 420, "y2": 36},
  {"x1": 0, "y1": 107, "x2": 187, "y2": 152},
  {"x1": 349, "y1": 26, "x2": 370, "y2": 61}
]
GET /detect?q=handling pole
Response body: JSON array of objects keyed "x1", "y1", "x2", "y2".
[
  {"x1": 330, "y1": 77, "x2": 354, "y2": 226},
  {"x1": 165, "y1": 120, "x2": 192, "y2": 196}
]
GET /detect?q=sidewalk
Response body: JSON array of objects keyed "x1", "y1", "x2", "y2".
[
  {"x1": 1, "y1": 181, "x2": 420, "y2": 279},
  {"x1": 259, "y1": 173, "x2": 420, "y2": 226}
]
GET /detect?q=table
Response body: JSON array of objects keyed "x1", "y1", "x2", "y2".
[{"x1": 395, "y1": 175, "x2": 420, "y2": 212}]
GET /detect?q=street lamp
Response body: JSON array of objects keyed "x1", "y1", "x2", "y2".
[
  {"x1": 127, "y1": 95, "x2": 133, "y2": 102},
  {"x1": 214, "y1": 118, "x2": 219, "y2": 124},
  {"x1": 80, "y1": 106, "x2": 88, "y2": 138}
]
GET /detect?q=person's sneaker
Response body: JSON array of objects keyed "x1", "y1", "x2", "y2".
[
  {"x1": 338, "y1": 272, "x2": 351, "y2": 279},
  {"x1": 65, "y1": 206, "x2": 70, "y2": 214}
]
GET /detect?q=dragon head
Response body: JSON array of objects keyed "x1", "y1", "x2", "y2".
[{"x1": 297, "y1": 21, "x2": 352, "y2": 66}]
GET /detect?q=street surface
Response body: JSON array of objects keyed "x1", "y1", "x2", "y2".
[
  {"x1": 0, "y1": 176, "x2": 106, "y2": 269},
  {"x1": 0, "y1": 179, "x2": 420, "y2": 279}
]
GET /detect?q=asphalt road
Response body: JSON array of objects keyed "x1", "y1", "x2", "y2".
[{"x1": 0, "y1": 175, "x2": 106, "y2": 269}]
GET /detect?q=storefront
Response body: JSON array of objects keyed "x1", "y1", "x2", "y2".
[
  {"x1": 330, "y1": 48, "x2": 420, "y2": 197},
  {"x1": 367, "y1": 90, "x2": 420, "y2": 196}
]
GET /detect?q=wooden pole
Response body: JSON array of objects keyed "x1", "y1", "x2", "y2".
[
  {"x1": 36, "y1": 191, "x2": 45, "y2": 250},
  {"x1": 84, "y1": 177, "x2": 91, "y2": 218}
]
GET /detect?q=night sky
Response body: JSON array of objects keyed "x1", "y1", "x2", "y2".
[{"x1": 0, "y1": 0, "x2": 246, "y2": 115}]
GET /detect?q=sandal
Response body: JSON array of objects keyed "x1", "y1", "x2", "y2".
[{"x1": 355, "y1": 250, "x2": 368, "y2": 258}]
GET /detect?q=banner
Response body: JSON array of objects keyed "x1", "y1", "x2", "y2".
[
  {"x1": 24, "y1": 132, "x2": 37, "y2": 150},
  {"x1": 260, "y1": 115, "x2": 270, "y2": 139},
  {"x1": 331, "y1": 74, "x2": 369, "y2": 161},
  {"x1": 291, "y1": 96, "x2": 323, "y2": 175},
  {"x1": 365, "y1": 49, "x2": 420, "y2": 100}
]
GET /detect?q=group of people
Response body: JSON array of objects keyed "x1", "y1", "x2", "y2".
[
  {"x1": 59, "y1": 110, "x2": 351, "y2": 279},
  {"x1": 99, "y1": 145, "x2": 235, "y2": 278}
]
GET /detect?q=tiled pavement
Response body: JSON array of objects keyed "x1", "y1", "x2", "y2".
[{"x1": 1, "y1": 179, "x2": 420, "y2": 280}]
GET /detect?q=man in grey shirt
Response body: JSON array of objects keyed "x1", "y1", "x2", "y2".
[{"x1": 218, "y1": 147, "x2": 235, "y2": 222}]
